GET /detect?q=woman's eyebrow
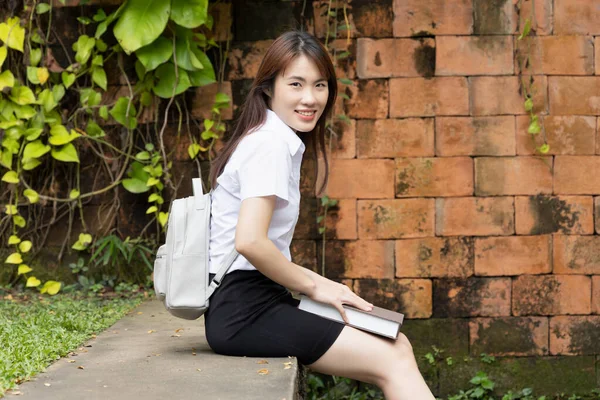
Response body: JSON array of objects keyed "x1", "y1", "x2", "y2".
[{"x1": 287, "y1": 76, "x2": 327, "y2": 83}]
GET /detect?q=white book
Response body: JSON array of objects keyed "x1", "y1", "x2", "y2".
[{"x1": 298, "y1": 295, "x2": 405, "y2": 340}]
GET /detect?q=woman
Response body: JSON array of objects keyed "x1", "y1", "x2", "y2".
[{"x1": 205, "y1": 31, "x2": 435, "y2": 400}]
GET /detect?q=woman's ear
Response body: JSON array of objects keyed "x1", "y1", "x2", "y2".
[{"x1": 263, "y1": 88, "x2": 272, "y2": 98}]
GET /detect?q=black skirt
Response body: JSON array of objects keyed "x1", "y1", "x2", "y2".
[{"x1": 204, "y1": 270, "x2": 344, "y2": 365}]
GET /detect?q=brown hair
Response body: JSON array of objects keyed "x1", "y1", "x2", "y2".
[{"x1": 209, "y1": 31, "x2": 337, "y2": 196}]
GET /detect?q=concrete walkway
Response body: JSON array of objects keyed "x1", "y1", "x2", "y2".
[{"x1": 5, "y1": 299, "x2": 299, "y2": 400}]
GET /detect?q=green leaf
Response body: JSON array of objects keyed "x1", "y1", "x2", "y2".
[
  {"x1": 95, "y1": 3, "x2": 126, "y2": 39},
  {"x1": 92, "y1": 54, "x2": 104, "y2": 66},
  {"x1": 10, "y1": 86, "x2": 36, "y2": 105},
  {"x1": 0, "y1": 149, "x2": 13, "y2": 168},
  {"x1": 146, "y1": 177, "x2": 160, "y2": 186},
  {"x1": 24, "y1": 128, "x2": 43, "y2": 141},
  {"x1": 148, "y1": 193, "x2": 163, "y2": 204},
  {"x1": 339, "y1": 78, "x2": 353, "y2": 85},
  {"x1": 77, "y1": 16, "x2": 93, "y2": 25},
  {"x1": 188, "y1": 143, "x2": 204, "y2": 159},
  {"x1": 203, "y1": 119, "x2": 214, "y2": 131},
  {"x1": 5, "y1": 204, "x2": 17, "y2": 215},
  {"x1": 72, "y1": 35, "x2": 96, "y2": 64},
  {"x1": 22, "y1": 158, "x2": 41, "y2": 170},
  {"x1": 23, "y1": 189, "x2": 39, "y2": 204},
  {"x1": 95, "y1": 38, "x2": 108, "y2": 52},
  {"x1": 38, "y1": 89, "x2": 57, "y2": 112},
  {"x1": 5, "y1": 252, "x2": 22, "y2": 264},
  {"x1": 110, "y1": 97, "x2": 137, "y2": 129},
  {"x1": 51, "y1": 143, "x2": 80, "y2": 163},
  {"x1": 122, "y1": 178, "x2": 149, "y2": 193},
  {"x1": 99, "y1": 105, "x2": 109, "y2": 120},
  {"x1": 19, "y1": 240, "x2": 32, "y2": 253},
  {"x1": 170, "y1": 0, "x2": 207, "y2": 28},
  {"x1": 40, "y1": 280, "x2": 61, "y2": 295},
  {"x1": 188, "y1": 68, "x2": 216, "y2": 87},
  {"x1": 518, "y1": 18, "x2": 532, "y2": 40},
  {"x1": 8, "y1": 235, "x2": 21, "y2": 245},
  {"x1": 36, "y1": 3, "x2": 52, "y2": 14},
  {"x1": 27, "y1": 66, "x2": 41, "y2": 84},
  {"x1": 214, "y1": 92, "x2": 230, "y2": 105},
  {"x1": 80, "y1": 88, "x2": 102, "y2": 107},
  {"x1": 26, "y1": 276, "x2": 41, "y2": 287},
  {"x1": 538, "y1": 143, "x2": 550, "y2": 154},
  {"x1": 0, "y1": 45, "x2": 6, "y2": 68},
  {"x1": 113, "y1": 0, "x2": 171, "y2": 54},
  {"x1": 174, "y1": 30, "x2": 200, "y2": 71},
  {"x1": 52, "y1": 84, "x2": 66, "y2": 103},
  {"x1": 86, "y1": 121, "x2": 105, "y2": 137},
  {"x1": 23, "y1": 140, "x2": 50, "y2": 159},
  {"x1": 135, "y1": 36, "x2": 172, "y2": 71},
  {"x1": 135, "y1": 151, "x2": 151, "y2": 161},
  {"x1": 92, "y1": 67, "x2": 107, "y2": 90},
  {"x1": 0, "y1": 17, "x2": 25, "y2": 52},
  {"x1": 49, "y1": 125, "x2": 81, "y2": 145},
  {"x1": 140, "y1": 91, "x2": 152, "y2": 107},
  {"x1": 1, "y1": 170, "x2": 19, "y2": 183},
  {"x1": 69, "y1": 189, "x2": 80, "y2": 199},
  {"x1": 528, "y1": 119, "x2": 541, "y2": 135},
  {"x1": 13, "y1": 215, "x2": 26, "y2": 228},
  {"x1": 62, "y1": 72, "x2": 76, "y2": 88},
  {"x1": 94, "y1": 9, "x2": 107, "y2": 22},
  {"x1": 152, "y1": 62, "x2": 191, "y2": 98},
  {"x1": 146, "y1": 205, "x2": 158, "y2": 214},
  {"x1": 30, "y1": 47, "x2": 42, "y2": 66},
  {"x1": 158, "y1": 211, "x2": 168, "y2": 227},
  {"x1": 0, "y1": 70, "x2": 15, "y2": 90},
  {"x1": 524, "y1": 98, "x2": 533, "y2": 112}
]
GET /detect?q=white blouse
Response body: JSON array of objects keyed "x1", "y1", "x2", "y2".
[{"x1": 208, "y1": 109, "x2": 306, "y2": 275}]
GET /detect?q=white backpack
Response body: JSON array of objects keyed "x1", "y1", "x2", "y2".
[{"x1": 153, "y1": 178, "x2": 238, "y2": 320}]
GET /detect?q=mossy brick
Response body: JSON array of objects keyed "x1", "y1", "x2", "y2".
[
  {"x1": 320, "y1": 199, "x2": 357, "y2": 240},
  {"x1": 227, "y1": 41, "x2": 273, "y2": 80},
  {"x1": 393, "y1": 0, "x2": 473, "y2": 36},
  {"x1": 290, "y1": 240, "x2": 317, "y2": 273},
  {"x1": 469, "y1": 317, "x2": 549, "y2": 356},
  {"x1": 473, "y1": 0, "x2": 515, "y2": 34},
  {"x1": 294, "y1": 197, "x2": 319, "y2": 240},
  {"x1": 554, "y1": 235, "x2": 600, "y2": 275},
  {"x1": 351, "y1": 0, "x2": 393, "y2": 38},
  {"x1": 402, "y1": 318, "x2": 470, "y2": 357},
  {"x1": 357, "y1": 38, "x2": 435, "y2": 78},
  {"x1": 512, "y1": 275, "x2": 591, "y2": 316},
  {"x1": 316, "y1": 240, "x2": 394, "y2": 279},
  {"x1": 232, "y1": 0, "x2": 306, "y2": 41},
  {"x1": 437, "y1": 356, "x2": 598, "y2": 398},
  {"x1": 516, "y1": 195, "x2": 594, "y2": 235},
  {"x1": 593, "y1": 276, "x2": 600, "y2": 314},
  {"x1": 433, "y1": 277, "x2": 511, "y2": 317},
  {"x1": 354, "y1": 279, "x2": 432, "y2": 318},
  {"x1": 436, "y1": 36, "x2": 514, "y2": 76},
  {"x1": 358, "y1": 199, "x2": 435, "y2": 239},
  {"x1": 345, "y1": 79, "x2": 389, "y2": 119},
  {"x1": 395, "y1": 157, "x2": 473, "y2": 197},
  {"x1": 550, "y1": 316, "x2": 600, "y2": 355}
]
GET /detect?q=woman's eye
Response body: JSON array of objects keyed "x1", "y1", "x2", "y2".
[{"x1": 290, "y1": 82, "x2": 301, "y2": 87}]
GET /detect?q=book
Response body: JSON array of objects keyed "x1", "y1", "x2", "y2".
[{"x1": 297, "y1": 295, "x2": 404, "y2": 340}]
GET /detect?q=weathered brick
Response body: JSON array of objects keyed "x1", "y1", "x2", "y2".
[
  {"x1": 357, "y1": 38, "x2": 435, "y2": 79},
  {"x1": 470, "y1": 317, "x2": 549, "y2": 356},
  {"x1": 356, "y1": 118, "x2": 434, "y2": 158},
  {"x1": 327, "y1": 39, "x2": 357, "y2": 81},
  {"x1": 436, "y1": 197, "x2": 515, "y2": 236},
  {"x1": 512, "y1": 275, "x2": 592, "y2": 316},
  {"x1": 470, "y1": 76, "x2": 548, "y2": 116},
  {"x1": 403, "y1": 318, "x2": 470, "y2": 357},
  {"x1": 516, "y1": 36, "x2": 594, "y2": 75},
  {"x1": 475, "y1": 235, "x2": 552, "y2": 276},
  {"x1": 390, "y1": 77, "x2": 469, "y2": 117},
  {"x1": 596, "y1": 197, "x2": 600, "y2": 234},
  {"x1": 396, "y1": 157, "x2": 473, "y2": 197},
  {"x1": 433, "y1": 278, "x2": 511, "y2": 317},
  {"x1": 516, "y1": 195, "x2": 594, "y2": 235},
  {"x1": 436, "y1": 36, "x2": 514, "y2": 76},
  {"x1": 327, "y1": 159, "x2": 395, "y2": 199},
  {"x1": 550, "y1": 316, "x2": 600, "y2": 355},
  {"x1": 475, "y1": 157, "x2": 553, "y2": 196},
  {"x1": 345, "y1": 79, "x2": 389, "y2": 119},
  {"x1": 436, "y1": 116, "x2": 516, "y2": 156},
  {"x1": 549, "y1": 77, "x2": 600, "y2": 115},
  {"x1": 355, "y1": 279, "x2": 432, "y2": 318},
  {"x1": 516, "y1": 116, "x2": 596, "y2": 155},
  {"x1": 227, "y1": 41, "x2": 273, "y2": 80},
  {"x1": 473, "y1": 0, "x2": 515, "y2": 34},
  {"x1": 322, "y1": 199, "x2": 357, "y2": 240},
  {"x1": 593, "y1": 276, "x2": 600, "y2": 314},
  {"x1": 190, "y1": 82, "x2": 233, "y2": 120},
  {"x1": 555, "y1": 0, "x2": 600, "y2": 35},
  {"x1": 351, "y1": 0, "x2": 394, "y2": 38},
  {"x1": 358, "y1": 199, "x2": 435, "y2": 239},
  {"x1": 312, "y1": 1, "x2": 357, "y2": 39},
  {"x1": 317, "y1": 240, "x2": 395, "y2": 279},
  {"x1": 513, "y1": 0, "x2": 553, "y2": 36},
  {"x1": 555, "y1": 156, "x2": 600, "y2": 194},
  {"x1": 291, "y1": 240, "x2": 317, "y2": 272},
  {"x1": 597, "y1": 117, "x2": 600, "y2": 155},
  {"x1": 328, "y1": 119, "x2": 356, "y2": 159},
  {"x1": 554, "y1": 235, "x2": 600, "y2": 275},
  {"x1": 396, "y1": 237, "x2": 474, "y2": 278},
  {"x1": 162, "y1": 124, "x2": 194, "y2": 162},
  {"x1": 294, "y1": 198, "x2": 319, "y2": 239},
  {"x1": 596, "y1": 38, "x2": 600, "y2": 75},
  {"x1": 393, "y1": 0, "x2": 473, "y2": 36}
]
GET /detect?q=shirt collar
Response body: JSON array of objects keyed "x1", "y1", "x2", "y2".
[{"x1": 264, "y1": 109, "x2": 305, "y2": 156}]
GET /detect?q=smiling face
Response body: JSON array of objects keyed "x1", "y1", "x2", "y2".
[{"x1": 269, "y1": 54, "x2": 329, "y2": 133}]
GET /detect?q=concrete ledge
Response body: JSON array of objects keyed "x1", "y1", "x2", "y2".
[{"x1": 6, "y1": 299, "x2": 300, "y2": 400}]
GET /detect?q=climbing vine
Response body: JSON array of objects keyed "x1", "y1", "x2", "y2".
[{"x1": 0, "y1": 0, "x2": 230, "y2": 294}]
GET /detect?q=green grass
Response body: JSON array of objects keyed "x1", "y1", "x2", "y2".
[{"x1": 0, "y1": 290, "x2": 145, "y2": 396}]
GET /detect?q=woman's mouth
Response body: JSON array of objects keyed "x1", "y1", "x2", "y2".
[{"x1": 295, "y1": 110, "x2": 316, "y2": 121}]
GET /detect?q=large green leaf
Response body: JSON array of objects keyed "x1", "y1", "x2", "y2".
[
  {"x1": 170, "y1": 0, "x2": 207, "y2": 28},
  {"x1": 72, "y1": 35, "x2": 96, "y2": 65},
  {"x1": 152, "y1": 62, "x2": 191, "y2": 98},
  {"x1": 51, "y1": 143, "x2": 80, "y2": 163},
  {"x1": 135, "y1": 36, "x2": 172, "y2": 71},
  {"x1": 0, "y1": 17, "x2": 25, "y2": 52},
  {"x1": 49, "y1": 125, "x2": 81, "y2": 146},
  {"x1": 174, "y1": 31, "x2": 199, "y2": 72},
  {"x1": 0, "y1": 149, "x2": 12, "y2": 169},
  {"x1": 10, "y1": 86, "x2": 36, "y2": 105},
  {"x1": 92, "y1": 67, "x2": 107, "y2": 90},
  {"x1": 95, "y1": 2, "x2": 126, "y2": 39},
  {"x1": 0, "y1": 70, "x2": 15, "y2": 90},
  {"x1": 23, "y1": 140, "x2": 51, "y2": 159},
  {"x1": 113, "y1": 0, "x2": 171, "y2": 54},
  {"x1": 188, "y1": 51, "x2": 216, "y2": 87},
  {"x1": 109, "y1": 97, "x2": 138, "y2": 129},
  {"x1": 38, "y1": 89, "x2": 57, "y2": 112},
  {"x1": 0, "y1": 45, "x2": 7, "y2": 68},
  {"x1": 13, "y1": 105, "x2": 36, "y2": 120},
  {"x1": 122, "y1": 161, "x2": 150, "y2": 193}
]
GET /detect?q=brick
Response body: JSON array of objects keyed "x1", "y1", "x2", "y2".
[
  {"x1": 322, "y1": 199, "x2": 357, "y2": 240},
  {"x1": 550, "y1": 316, "x2": 600, "y2": 355},
  {"x1": 390, "y1": 77, "x2": 469, "y2": 117},
  {"x1": 356, "y1": 38, "x2": 435, "y2": 79},
  {"x1": 516, "y1": 116, "x2": 596, "y2": 155},
  {"x1": 294, "y1": 198, "x2": 319, "y2": 239},
  {"x1": 396, "y1": 237, "x2": 474, "y2": 278},
  {"x1": 290, "y1": 240, "x2": 317, "y2": 272},
  {"x1": 358, "y1": 199, "x2": 435, "y2": 239},
  {"x1": 351, "y1": 0, "x2": 394, "y2": 38},
  {"x1": 433, "y1": 277, "x2": 511, "y2": 317},
  {"x1": 516, "y1": 195, "x2": 594, "y2": 235},
  {"x1": 328, "y1": 119, "x2": 356, "y2": 159},
  {"x1": 210, "y1": 2, "x2": 233, "y2": 42},
  {"x1": 354, "y1": 279, "x2": 432, "y2": 318},
  {"x1": 554, "y1": 235, "x2": 600, "y2": 275},
  {"x1": 327, "y1": 159, "x2": 395, "y2": 199},
  {"x1": 190, "y1": 82, "x2": 233, "y2": 120},
  {"x1": 436, "y1": 197, "x2": 515, "y2": 236},
  {"x1": 356, "y1": 118, "x2": 434, "y2": 158},
  {"x1": 396, "y1": 157, "x2": 473, "y2": 197},
  {"x1": 516, "y1": 36, "x2": 594, "y2": 75},
  {"x1": 327, "y1": 39, "x2": 357, "y2": 81},
  {"x1": 345, "y1": 79, "x2": 389, "y2": 119},
  {"x1": 436, "y1": 116, "x2": 516, "y2": 156},
  {"x1": 475, "y1": 235, "x2": 552, "y2": 276},
  {"x1": 393, "y1": 0, "x2": 473, "y2": 36},
  {"x1": 596, "y1": 197, "x2": 600, "y2": 234},
  {"x1": 475, "y1": 157, "x2": 553, "y2": 196},
  {"x1": 436, "y1": 36, "x2": 514, "y2": 76},
  {"x1": 312, "y1": 1, "x2": 356, "y2": 40},
  {"x1": 473, "y1": 0, "x2": 515, "y2": 34},
  {"x1": 549, "y1": 77, "x2": 600, "y2": 115},
  {"x1": 597, "y1": 117, "x2": 600, "y2": 155},
  {"x1": 593, "y1": 276, "x2": 600, "y2": 314},
  {"x1": 402, "y1": 318, "x2": 470, "y2": 357},
  {"x1": 470, "y1": 76, "x2": 548, "y2": 116},
  {"x1": 227, "y1": 41, "x2": 273, "y2": 80},
  {"x1": 513, "y1": 0, "x2": 553, "y2": 36},
  {"x1": 469, "y1": 317, "x2": 549, "y2": 356},
  {"x1": 317, "y1": 240, "x2": 395, "y2": 279},
  {"x1": 555, "y1": 156, "x2": 600, "y2": 194},
  {"x1": 596, "y1": 38, "x2": 600, "y2": 75},
  {"x1": 512, "y1": 275, "x2": 592, "y2": 316},
  {"x1": 555, "y1": 0, "x2": 600, "y2": 35}
]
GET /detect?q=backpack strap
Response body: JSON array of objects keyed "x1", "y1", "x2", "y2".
[
  {"x1": 207, "y1": 248, "x2": 239, "y2": 298},
  {"x1": 192, "y1": 178, "x2": 207, "y2": 210}
]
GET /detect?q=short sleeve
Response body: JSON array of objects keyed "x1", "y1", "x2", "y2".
[{"x1": 237, "y1": 137, "x2": 292, "y2": 202}]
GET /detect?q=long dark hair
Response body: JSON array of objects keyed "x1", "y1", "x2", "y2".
[{"x1": 209, "y1": 31, "x2": 337, "y2": 196}]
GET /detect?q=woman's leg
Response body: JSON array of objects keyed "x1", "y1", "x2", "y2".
[{"x1": 307, "y1": 326, "x2": 436, "y2": 400}]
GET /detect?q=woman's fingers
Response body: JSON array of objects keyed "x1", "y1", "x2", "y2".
[{"x1": 334, "y1": 303, "x2": 349, "y2": 324}]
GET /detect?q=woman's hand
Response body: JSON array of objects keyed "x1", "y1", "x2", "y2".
[{"x1": 306, "y1": 277, "x2": 373, "y2": 324}]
